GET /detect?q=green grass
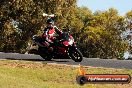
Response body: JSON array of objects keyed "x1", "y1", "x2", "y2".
[{"x1": 0, "y1": 60, "x2": 132, "y2": 88}]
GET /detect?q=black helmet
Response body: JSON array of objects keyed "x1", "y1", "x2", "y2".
[{"x1": 46, "y1": 18, "x2": 54, "y2": 24}]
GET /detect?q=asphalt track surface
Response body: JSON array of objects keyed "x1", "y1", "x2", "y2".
[{"x1": 0, "y1": 52, "x2": 132, "y2": 69}]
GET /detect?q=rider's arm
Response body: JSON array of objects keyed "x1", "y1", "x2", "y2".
[
  {"x1": 42, "y1": 28, "x2": 50, "y2": 42},
  {"x1": 54, "y1": 26, "x2": 62, "y2": 35}
]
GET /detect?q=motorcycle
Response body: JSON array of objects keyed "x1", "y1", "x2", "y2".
[{"x1": 27, "y1": 30, "x2": 83, "y2": 62}]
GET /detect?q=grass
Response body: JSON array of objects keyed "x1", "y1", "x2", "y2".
[{"x1": 0, "y1": 59, "x2": 132, "y2": 88}]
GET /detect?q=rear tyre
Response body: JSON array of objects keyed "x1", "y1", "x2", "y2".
[
  {"x1": 40, "y1": 54, "x2": 53, "y2": 61},
  {"x1": 38, "y1": 47, "x2": 52, "y2": 61},
  {"x1": 70, "y1": 49, "x2": 83, "y2": 62},
  {"x1": 28, "y1": 49, "x2": 38, "y2": 54}
]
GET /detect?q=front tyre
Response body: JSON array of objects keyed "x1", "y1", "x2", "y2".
[{"x1": 70, "y1": 49, "x2": 83, "y2": 62}]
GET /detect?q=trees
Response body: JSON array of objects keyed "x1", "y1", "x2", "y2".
[
  {"x1": 77, "y1": 8, "x2": 128, "y2": 59},
  {"x1": 0, "y1": 0, "x2": 41, "y2": 52},
  {"x1": 125, "y1": 11, "x2": 132, "y2": 53}
]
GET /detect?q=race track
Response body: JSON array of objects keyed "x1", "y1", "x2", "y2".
[{"x1": 0, "y1": 52, "x2": 132, "y2": 69}]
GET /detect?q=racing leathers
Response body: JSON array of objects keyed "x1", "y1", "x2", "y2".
[{"x1": 42, "y1": 25, "x2": 62, "y2": 47}]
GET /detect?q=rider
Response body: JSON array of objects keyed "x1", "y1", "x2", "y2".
[{"x1": 42, "y1": 17, "x2": 62, "y2": 48}]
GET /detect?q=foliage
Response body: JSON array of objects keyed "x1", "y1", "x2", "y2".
[
  {"x1": 125, "y1": 11, "x2": 132, "y2": 53},
  {"x1": 77, "y1": 8, "x2": 128, "y2": 59}
]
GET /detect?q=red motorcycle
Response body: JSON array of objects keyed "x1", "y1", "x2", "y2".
[{"x1": 28, "y1": 30, "x2": 83, "y2": 62}]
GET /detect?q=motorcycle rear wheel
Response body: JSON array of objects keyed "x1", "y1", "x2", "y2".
[
  {"x1": 28, "y1": 49, "x2": 38, "y2": 54},
  {"x1": 38, "y1": 47, "x2": 53, "y2": 61},
  {"x1": 40, "y1": 54, "x2": 53, "y2": 61}
]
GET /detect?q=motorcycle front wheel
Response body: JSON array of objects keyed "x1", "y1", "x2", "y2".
[{"x1": 69, "y1": 48, "x2": 83, "y2": 62}]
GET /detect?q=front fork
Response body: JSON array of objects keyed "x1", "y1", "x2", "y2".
[
  {"x1": 68, "y1": 43, "x2": 78, "y2": 58},
  {"x1": 70, "y1": 43, "x2": 78, "y2": 50}
]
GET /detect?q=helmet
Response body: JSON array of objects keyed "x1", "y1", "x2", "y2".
[{"x1": 46, "y1": 18, "x2": 54, "y2": 24}]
